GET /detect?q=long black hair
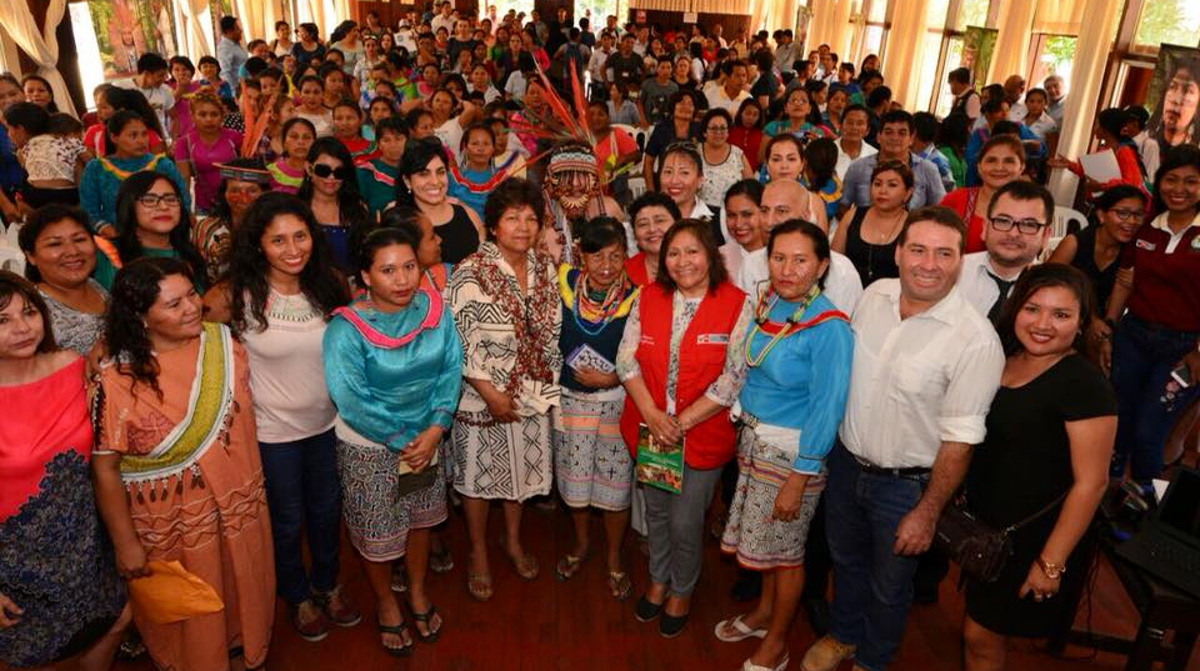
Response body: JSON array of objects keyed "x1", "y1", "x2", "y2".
[
  {"x1": 228, "y1": 192, "x2": 349, "y2": 335},
  {"x1": 0, "y1": 270, "x2": 56, "y2": 353},
  {"x1": 297, "y1": 137, "x2": 371, "y2": 232},
  {"x1": 104, "y1": 257, "x2": 195, "y2": 395},
  {"x1": 114, "y1": 172, "x2": 208, "y2": 284},
  {"x1": 394, "y1": 137, "x2": 450, "y2": 207},
  {"x1": 102, "y1": 87, "x2": 166, "y2": 151},
  {"x1": 995, "y1": 263, "x2": 1096, "y2": 361},
  {"x1": 1152, "y1": 144, "x2": 1200, "y2": 217}
]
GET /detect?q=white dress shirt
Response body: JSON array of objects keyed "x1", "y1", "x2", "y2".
[
  {"x1": 706, "y1": 87, "x2": 751, "y2": 116},
  {"x1": 835, "y1": 141, "x2": 877, "y2": 181},
  {"x1": 957, "y1": 251, "x2": 1024, "y2": 318},
  {"x1": 736, "y1": 249, "x2": 863, "y2": 315},
  {"x1": 839, "y1": 280, "x2": 1004, "y2": 468}
]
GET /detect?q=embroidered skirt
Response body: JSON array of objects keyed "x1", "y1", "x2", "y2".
[
  {"x1": 452, "y1": 409, "x2": 553, "y2": 502},
  {"x1": 553, "y1": 391, "x2": 634, "y2": 511},
  {"x1": 720, "y1": 425, "x2": 825, "y2": 570},
  {"x1": 336, "y1": 438, "x2": 449, "y2": 563}
]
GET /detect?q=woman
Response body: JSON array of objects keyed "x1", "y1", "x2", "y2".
[
  {"x1": 324, "y1": 225, "x2": 462, "y2": 652},
  {"x1": 79, "y1": 110, "x2": 188, "y2": 238},
  {"x1": 93, "y1": 172, "x2": 206, "y2": 290},
  {"x1": 962, "y1": 264, "x2": 1117, "y2": 671},
  {"x1": 295, "y1": 75, "x2": 333, "y2": 138},
  {"x1": 272, "y1": 21, "x2": 295, "y2": 57},
  {"x1": 553, "y1": 217, "x2": 640, "y2": 600},
  {"x1": 4, "y1": 102, "x2": 87, "y2": 210},
  {"x1": 174, "y1": 93, "x2": 243, "y2": 215},
  {"x1": 617, "y1": 219, "x2": 752, "y2": 637},
  {"x1": 330, "y1": 22, "x2": 365, "y2": 77},
  {"x1": 832, "y1": 160, "x2": 912, "y2": 286},
  {"x1": 269, "y1": 117, "x2": 316, "y2": 194},
  {"x1": 298, "y1": 137, "x2": 371, "y2": 275},
  {"x1": 447, "y1": 178, "x2": 562, "y2": 601},
  {"x1": 0, "y1": 272, "x2": 127, "y2": 671},
  {"x1": 625, "y1": 192, "x2": 682, "y2": 286},
  {"x1": 357, "y1": 117, "x2": 408, "y2": 217},
  {"x1": 92, "y1": 257, "x2": 275, "y2": 671},
  {"x1": 1049, "y1": 108, "x2": 1146, "y2": 192},
  {"x1": 762, "y1": 88, "x2": 832, "y2": 156},
  {"x1": 730, "y1": 99, "x2": 766, "y2": 173},
  {"x1": 606, "y1": 82, "x2": 643, "y2": 128},
  {"x1": 940, "y1": 134, "x2": 1026, "y2": 254},
  {"x1": 429, "y1": 88, "x2": 480, "y2": 163},
  {"x1": 17, "y1": 204, "x2": 108, "y2": 355},
  {"x1": 1048, "y1": 185, "x2": 1148, "y2": 314},
  {"x1": 673, "y1": 56, "x2": 698, "y2": 91},
  {"x1": 193, "y1": 159, "x2": 271, "y2": 285},
  {"x1": 658, "y1": 143, "x2": 718, "y2": 233},
  {"x1": 698, "y1": 108, "x2": 754, "y2": 211},
  {"x1": 643, "y1": 92, "x2": 699, "y2": 192},
  {"x1": 83, "y1": 87, "x2": 166, "y2": 158},
  {"x1": 448, "y1": 123, "x2": 502, "y2": 222},
  {"x1": 716, "y1": 220, "x2": 853, "y2": 671},
  {"x1": 1103, "y1": 145, "x2": 1200, "y2": 486},
  {"x1": 21, "y1": 75, "x2": 58, "y2": 114},
  {"x1": 292, "y1": 23, "x2": 327, "y2": 71},
  {"x1": 834, "y1": 104, "x2": 876, "y2": 180},
  {"x1": 802, "y1": 138, "x2": 843, "y2": 223},
  {"x1": 331, "y1": 100, "x2": 371, "y2": 158},
  {"x1": 824, "y1": 88, "x2": 849, "y2": 135},
  {"x1": 397, "y1": 138, "x2": 486, "y2": 265},
  {"x1": 761, "y1": 134, "x2": 830, "y2": 230}
]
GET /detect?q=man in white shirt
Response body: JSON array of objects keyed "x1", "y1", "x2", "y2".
[
  {"x1": 115, "y1": 53, "x2": 175, "y2": 137},
  {"x1": 958, "y1": 181, "x2": 1053, "y2": 323},
  {"x1": 705, "y1": 60, "x2": 751, "y2": 116},
  {"x1": 800, "y1": 206, "x2": 1004, "y2": 671},
  {"x1": 431, "y1": 1, "x2": 456, "y2": 37},
  {"x1": 1044, "y1": 75, "x2": 1067, "y2": 129},
  {"x1": 738, "y1": 180, "x2": 863, "y2": 313},
  {"x1": 588, "y1": 32, "x2": 615, "y2": 91},
  {"x1": 1003, "y1": 74, "x2": 1027, "y2": 121},
  {"x1": 774, "y1": 29, "x2": 796, "y2": 75}
]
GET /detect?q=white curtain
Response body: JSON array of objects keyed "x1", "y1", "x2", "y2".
[
  {"x1": 235, "y1": 0, "x2": 268, "y2": 42},
  {"x1": 179, "y1": 0, "x2": 214, "y2": 59},
  {"x1": 986, "y1": 0, "x2": 1036, "y2": 86},
  {"x1": 882, "y1": 0, "x2": 932, "y2": 111},
  {"x1": 262, "y1": 0, "x2": 282, "y2": 46},
  {"x1": 0, "y1": 0, "x2": 77, "y2": 118}
]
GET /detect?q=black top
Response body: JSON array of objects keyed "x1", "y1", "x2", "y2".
[
  {"x1": 436, "y1": 204, "x2": 481, "y2": 265},
  {"x1": 1067, "y1": 226, "x2": 1119, "y2": 312},
  {"x1": 842, "y1": 206, "x2": 900, "y2": 287}
]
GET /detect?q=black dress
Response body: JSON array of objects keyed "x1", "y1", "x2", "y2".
[
  {"x1": 1066, "y1": 226, "x2": 1119, "y2": 312},
  {"x1": 842, "y1": 206, "x2": 900, "y2": 287},
  {"x1": 436, "y1": 204, "x2": 481, "y2": 265},
  {"x1": 964, "y1": 354, "x2": 1117, "y2": 637}
]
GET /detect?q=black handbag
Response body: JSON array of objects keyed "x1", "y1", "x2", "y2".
[{"x1": 935, "y1": 492, "x2": 1067, "y2": 584}]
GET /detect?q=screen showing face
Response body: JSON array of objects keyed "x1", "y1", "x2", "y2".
[{"x1": 1160, "y1": 469, "x2": 1200, "y2": 542}]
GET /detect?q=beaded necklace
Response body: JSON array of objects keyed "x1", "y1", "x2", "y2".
[
  {"x1": 572, "y1": 270, "x2": 629, "y2": 336},
  {"x1": 744, "y1": 284, "x2": 820, "y2": 367}
]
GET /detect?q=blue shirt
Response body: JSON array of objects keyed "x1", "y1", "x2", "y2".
[
  {"x1": 739, "y1": 292, "x2": 854, "y2": 473},
  {"x1": 964, "y1": 125, "x2": 1047, "y2": 186},
  {"x1": 841, "y1": 151, "x2": 947, "y2": 211},
  {"x1": 217, "y1": 37, "x2": 248, "y2": 92},
  {"x1": 323, "y1": 291, "x2": 463, "y2": 451},
  {"x1": 915, "y1": 144, "x2": 956, "y2": 193}
]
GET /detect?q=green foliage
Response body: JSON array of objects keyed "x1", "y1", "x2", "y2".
[
  {"x1": 1136, "y1": 0, "x2": 1200, "y2": 49},
  {"x1": 1041, "y1": 36, "x2": 1077, "y2": 75}
]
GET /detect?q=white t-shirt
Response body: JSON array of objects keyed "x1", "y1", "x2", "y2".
[
  {"x1": 434, "y1": 118, "x2": 465, "y2": 161},
  {"x1": 115, "y1": 79, "x2": 175, "y2": 137}
]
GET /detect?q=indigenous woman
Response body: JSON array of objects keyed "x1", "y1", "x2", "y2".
[
  {"x1": 18, "y1": 205, "x2": 109, "y2": 355},
  {"x1": 268, "y1": 118, "x2": 316, "y2": 194},
  {"x1": 552, "y1": 217, "x2": 639, "y2": 600},
  {"x1": 448, "y1": 178, "x2": 562, "y2": 601},
  {"x1": 618, "y1": 219, "x2": 752, "y2": 637},
  {"x1": 715, "y1": 220, "x2": 853, "y2": 671},
  {"x1": 397, "y1": 138, "x2": 485, "y2": 265},
  {"x1": 447, "y1": 123, "x2": 509, "y2": 222},
  {"x1": 762, "y1": 88, "x2": 832, "y2": 155},
  {"x1": 174, "y1": 92, "x2": 243, "y2": 215},
  {"x1": 192, "y1": 159, "x2": 271, "y2": 286},
  {"x1": 0, "y1": 272, "x2": 127, "y2": 671},
  {"x1": 298, "y1": 137, "x2": 372, "y2": 275},
  {"x1": 356, "y1": 117, "x2": 408, "y2": 218},
  {"x1": 324, "y1": 226, "x2": 462, "y2": 653},
  {"x1": 92, "y1": 257, "x2": 275, "y2": 671}
]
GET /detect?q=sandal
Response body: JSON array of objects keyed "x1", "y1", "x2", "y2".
[
  {"x1": 507, "y1": 551, "x2": 540, "y2": 581},
  {"x1": 466, "y1": 571, "x2": 493, "y2": 602},
  {"x1": 555, "y1": 550, "x2": 590, "y2": 581},
  {"x1": 377, "y1": 620, "x2": 414, "y2": 657},
  {"x1": 607, "y1": 570, "x2": 633, "y2": 601},
  {"x1": 714, "y1": 614, "x2": 768, "y2": 642},
  {"x1": 429, "y1": 546, "x2": 454, "y2": 574},
  {"x1": 407, "y1": 601, "x2": 443, "y2": 643}
]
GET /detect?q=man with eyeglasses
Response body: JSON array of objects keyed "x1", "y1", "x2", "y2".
[{"x1": 957, "y1": 181, "x2": 1054, "y2": 324}]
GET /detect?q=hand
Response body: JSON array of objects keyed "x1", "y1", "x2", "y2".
[
  {"x1": 1018, "y1": 561, "x2": 1060, "y2": 601},
  {"x1": 572, "y1": 366, "x2": 618, "y2": 389},
  {"x1": 115, "y1": 539, "x2": 150, "y2": 580},
  {"x1": 0, "y1": 199, "x2": 19, "y2": 223},
  {"x1": 1100, "y1": 338, "x2": 1113, "y2": 377},
  {"x1": 645, "y1": 408, "x2": 682, "y2": 446},
  {"x1": 96, "y1": 223, "x2": 118, "y2": 239},
  {"x1": 1116, "y1": 267, "x2": 1134, "y2": 289},
  {"x1": 1178, "y1": 349, "x2": 1200, "y2": 387},
  {"x1": 893, "y1": 505, "x2": 937, "y2": 556},
  {"x1": 0, "y1": 591, "x2": 22, "y2": 629},
  {"x1": 483, "y1": 389, "x2": 521, "y2": 423},
  {"x1": 1046, "y1": 155, "x2": 1072, "y2": 170},
  {"x1": 771, "y1": 473, "x2": 810, "y2": 522},
  {"x1": 401, "y1": 425, "x2": 444, "y2": 473}
]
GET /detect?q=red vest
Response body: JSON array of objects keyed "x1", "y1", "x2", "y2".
[{"x1": 620, "y1": 281, "x2": 745, "y2": 469}]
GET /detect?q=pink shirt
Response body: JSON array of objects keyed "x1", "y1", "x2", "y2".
[{"x1": 174, "y1": 128, "x2": 243, "y2": 212}]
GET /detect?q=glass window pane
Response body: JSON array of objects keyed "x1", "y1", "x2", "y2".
[
  {"x1": 1134, "y1": 0, "x2": 1200, "y2": 51},
  {"x1": 934, "y1": 36, "x2": 965, "y2": 117},
  {"x1": 1029, "y1": 35, "x2": 1076, "y2": 98},
  {"x1": 958, "y1": 0, "x2": 991, "y2": 30},
  {"x1": 914, "y1": 30, "x2": 944, "y2": 114},
  {"x1": 868, "y1": 0, "x2": 887, "y2": 23},
  {"x1": 864, "y1": 25, "x2": 885, "y2": 57}
]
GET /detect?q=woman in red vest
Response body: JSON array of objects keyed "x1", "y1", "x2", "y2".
[{"x1": 616, "y1": 219, "x2": 753, "y2": 637}]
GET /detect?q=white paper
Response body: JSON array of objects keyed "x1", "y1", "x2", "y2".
[
  {"x1": 1079, "y1": 150, "x2": 1122, "y2": 184},
  {"x1": 1153, "y1": 478, "x2": 1169, "y2": 503}
]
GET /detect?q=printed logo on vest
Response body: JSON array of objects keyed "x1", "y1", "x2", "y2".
[
  {"x1": 1135, "y1": 239, "x2": 1156, "y2": 251},
  {"x1": 697, "y1": 333, "x2": 729, "y2": 344}
]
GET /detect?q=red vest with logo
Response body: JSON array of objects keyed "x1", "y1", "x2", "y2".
[{"x1": 620, "y1": 280, "x2": 745, "y2": 469}]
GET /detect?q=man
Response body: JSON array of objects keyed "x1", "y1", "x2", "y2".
[
  {"x1": 603, "y1": 14, "x2": 621, "y2": 40},
  {"x1": 738, "y1": 180, "x2": 863, "y2": 314},
  {"x1": 431, "y1": 1, "x2": 456, "y2": 37},
  {"x1": 546, "y1": 5, "x2": 570, "y2": 56},
  {"x1": 640, "y1": 57, "x2": 679, "y2": 126},
  {"x1": 588, "y1": 32, "x2": 616, "y2": 96},
  {"x1": 800, "y1": 206, "x2": 1004, "y2": 671},
  {"x1": 820, "y1": 52, "x2": 839, "y2": 85},
  {"x1": 579, "y1": 17, "x2": 596, "y2": 48},
  {"x1": 706, "y1": 60, "x2": 751, "y2": 115},
  {"x1": 959, "y1": 181, "x2": 1053, "y2": 323},
  {"x1": 774, "y1": 29, "x2": 796, "y2": 75},
  {"x1": 1002, "y1": 74, "x2": 1027, "y2": 120},
  {"x1": 842, "y1": 110, "x2": 947, "y2": 211},
  {"x1": 447, "y1": 19, "x2": 477, "y2": 65},
  {"x1": 1044, "y1": 75, "x2": 1067, "y2": 129},
  {"x1": 1017, "y1": 87, "x2": 1058, "y2": 141},
  {"x1": 606, "y1": 34, "x2": 644, "y2": 89},
  {"x1": 216, "y1": 16, "x2": 247, "y2": 93},
  {"x1": 947, "y1": 67, "x2": 980, "y2": 121},
  {"x1": 912, "y1": 112, "x2": 956, "y2": 193},
  {"x1": 116, "y1": 53, "x2": 175, "y2": 137},
  {"x1": 555, "y1": 28, "x2": 591, "y2": 91},
  {"x1": 633, "y1": 25, "x2": 651, "y2": 57}
]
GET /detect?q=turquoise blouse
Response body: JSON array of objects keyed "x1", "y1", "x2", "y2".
[{"x1": 78, "y1": 154, "x2": 190, "y2": 234}]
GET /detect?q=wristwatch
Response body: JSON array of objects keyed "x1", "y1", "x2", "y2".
[{"x1": 1036, "y1": 556, "x2": 1066, "y2": 580}]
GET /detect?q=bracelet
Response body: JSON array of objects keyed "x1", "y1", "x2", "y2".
[{"x1": 1036, "y1": 556, "x2": 1066, "y2": 580}]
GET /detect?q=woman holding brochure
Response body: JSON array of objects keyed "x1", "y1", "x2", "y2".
[
  {"x1": 714, "y1": 219, "x2": 854, "y2": 671},
  {"x1": 616, "y1": 218, "x2": 753, "y2": 638}
]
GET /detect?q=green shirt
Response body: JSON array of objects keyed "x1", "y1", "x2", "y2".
[
  {"x1": 356, "y1": 159, "x2": 400, "y2": 218},
  {"x1": 93, "y1": 246, "x2": 195, "y2": 291}
]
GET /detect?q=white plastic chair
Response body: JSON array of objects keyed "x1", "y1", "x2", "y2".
[
  {"x1": 4, "y1": 222, "x2": 21, "y2": 248},
  {"x1": 0, "y1": 246, "x2": 25, "y2": 275},
  {"x1": 1053, "y1": 206, "x2": 1088, "y2": 239}
]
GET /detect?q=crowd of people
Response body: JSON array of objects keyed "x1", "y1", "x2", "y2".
[{"x1": 1, "y1": 3, "x2": 1199, "y2": 671}]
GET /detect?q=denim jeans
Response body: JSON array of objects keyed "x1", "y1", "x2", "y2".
[
  {"x1": 1111, "y1": 315, "x2": 1200, "y2": 482},
  {"x1": 826, "y1": 442, "x2": 928, "y2": 671},
  {"x1": 259, "y1": 428, "x2": 343, "y2": 605}
]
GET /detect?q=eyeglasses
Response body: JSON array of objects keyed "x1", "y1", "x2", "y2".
[
  {"x1": 664, "y1": 140, "x2": 699, "y2": 154},
  {"x1": 311, "y1": 164, "x2": 354, "y2": 180},
  {"x1": 989, "y1": 215, "x2": 1048, "y2": 234},
  {"x1": 137, "y1": 194, "x2": 181, "y2": 208},
  {"x1": 706, "y1": 125, "x2": 729, "y2": 133},
  {"x1": 1107, "y1": 208, "x2": 1143, "y2": 222}
]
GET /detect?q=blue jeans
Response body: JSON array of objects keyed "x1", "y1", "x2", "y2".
[
  {"x1": 1111, "y1": 315, "x2": 1200, "y2": 482},
  {"x1": 826, "y1": 442, "x2": 928, "y2": 671},
  {"x1": 259, "y1": 429, "x2": 343, "y2": 605}
]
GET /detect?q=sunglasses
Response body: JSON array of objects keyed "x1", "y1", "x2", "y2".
[{"x1": 311, "y1": 164, "x2": 354, "y2": 180}]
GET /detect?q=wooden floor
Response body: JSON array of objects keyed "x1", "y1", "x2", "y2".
[{"x1": 112, "y1": 501, "x2": 1194, "y2": 671}]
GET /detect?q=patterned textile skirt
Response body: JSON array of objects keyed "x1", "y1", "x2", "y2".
[
  {"x1": 553, "y1": 391, "x2": 633, "y2": 511},
  {"x1": 452, "y1": 409, "x2": 553, "y2": 502},
  {"x1": 721, "y1": 424, "x2": 825, "y2": 571},
  {"x1": 336, "y1": 437, "x2": 449, "y2": 563},
  {"x1": 0, "y1": 451, "x2": 126, "y2": 668}
]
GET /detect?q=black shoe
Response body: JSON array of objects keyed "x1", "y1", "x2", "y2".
[
  {"x1": 659, "y1": 612, "x2": 689, "y2": 638},
  {"x1": 803, "y1": 597, "x2": 830, "y2": 638},
  {"x1": 731, "y1": 570, "x2": 763, "y2": 602},
  {"x1": 634, "y1": 595, "x2": 663, "y2": 622}
]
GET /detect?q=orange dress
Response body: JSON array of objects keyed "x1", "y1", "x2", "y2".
[{"x1": 94, "y1": 324, "x2": 275, "y2": 671}]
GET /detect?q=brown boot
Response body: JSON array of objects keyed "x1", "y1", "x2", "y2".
[{"x1": 799, "y1": 635, "x2": 857, "y2": 671}]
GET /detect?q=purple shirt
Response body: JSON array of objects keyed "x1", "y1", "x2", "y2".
[{"x1": 174, "y1": 128, "x2": 242, "y2": 213}]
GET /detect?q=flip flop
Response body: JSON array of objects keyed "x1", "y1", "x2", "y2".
[
  {"x1": 466, "y1": 571, "x2": 493, "y2": 602},
  {"x1": 555, "y1": 550, "x2": 590, "y2": 581},
  {"x1": 608, "y1": 570, "x2": 633, "y2": 601},
  {"x1": 377, "y1": 621, "x2": 414, "y2": 657},
  {"x1": 407, "y1": 601, "x2": 443, "y2": 643},
  {"x1": 508, "y1": 552, "x2": 540, "y2": 580},
  {"x1": 741, "y1": 653, "x2": 789, "y2": 671},
  {"x1": 429, "y1": 546, "x2": 454, "y2": 574},
  {"x1": 714, "y1": 614, "x2": 768, "y2": 642}
]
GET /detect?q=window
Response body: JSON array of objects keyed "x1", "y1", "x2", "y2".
[
  {"x1": 1028, "y1": 34, "x2": 1076, "y2": 96},
  {"x1": 1132, "y1": 0, "x2": 1200, "y2": 53},
  {"x1": 957, "y1": 0, "x2": 990, "y2": 30}
]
